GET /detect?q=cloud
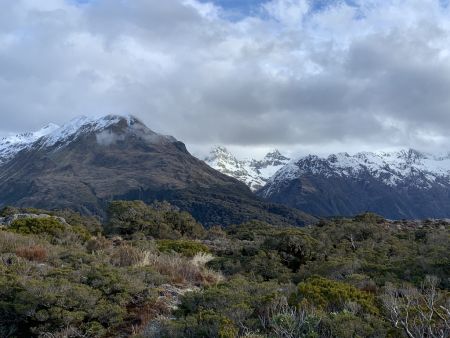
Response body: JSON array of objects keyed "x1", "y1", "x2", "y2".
[{"x1": 1, "y1": 0, "x2": 450, "y2": 157}]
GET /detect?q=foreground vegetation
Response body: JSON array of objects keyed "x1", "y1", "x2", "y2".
[{"x1": 0, "y1": 202, "x2": 449, "y2": 337}]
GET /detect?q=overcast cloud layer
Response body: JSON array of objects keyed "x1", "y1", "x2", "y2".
[{"x1": 1, "y1": 0, "x2": 450, "y2": 158}]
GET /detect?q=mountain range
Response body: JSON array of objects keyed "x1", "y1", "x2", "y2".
[
  {"x1": 3, "y1": 114, "x2": 450, "y2": 222},
  {"x1": 205, "y1": 147, "x2": 450, "y2": 219},
  {"x1": 262, "y1": 150, "x2": 450, "y2": 219},
  {"x1": 0, "y1": 114, "x2": 312, "y2": 227}
]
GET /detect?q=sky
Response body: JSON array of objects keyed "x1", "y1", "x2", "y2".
[{"x1": 1, "y1": 0, "x2": 450, "y2": 159}]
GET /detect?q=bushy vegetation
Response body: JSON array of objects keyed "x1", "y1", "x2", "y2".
[
  {"x1": 10, "y1": 217, "x2": 66, "y2": 236},
  {"x1": 0, "y1": 202, "x2": 220, "y2": 337},
  {"x1": 0, "y1": 203, "x2": 449, "y2": 338},
  {"x1": 106, "y1": 201, "x2": 205, "y2": 239},
  {"x1": 157, "y1": 240, "x2": 210, "y2": 257}
]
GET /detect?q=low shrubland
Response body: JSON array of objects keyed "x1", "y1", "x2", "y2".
[{"x1": 0, "y1": 203, "x2": 448, "y2": 338}]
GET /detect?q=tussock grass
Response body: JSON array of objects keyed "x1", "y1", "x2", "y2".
[{"x1": 137, "y1": 250, "x2": 223, "y2": 286}]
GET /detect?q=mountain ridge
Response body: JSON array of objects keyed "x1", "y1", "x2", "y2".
[
  {"x1": 259, "y1": 149, "x2": 450, "y2": 219},
  {"x1": 0, "y1": 114, "x2": 313, "y2": 227}
]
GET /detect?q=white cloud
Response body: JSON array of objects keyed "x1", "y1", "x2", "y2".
[{"x1": 263, "y1": 0, "x2": 309, "y2": 26}]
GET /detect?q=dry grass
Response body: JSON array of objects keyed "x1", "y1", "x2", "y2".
[
  {"x1": 130, "y1": 300, "x2": 172, "y2": 336},
  {"x1": 137, "y1": 250, "x2": 223, "y2": 286},
  {"x1": 191, "y1": 252, "x2": 214, "y2": 267},
  {"x1": 0, "y1": 231, "x2": 43, "y2": 253},
  {"x1": 110, "y1": 244, "x2": 143, "y2": 267},
  {"x1": 15, "y1": 245, "x2": 48, "y2": 262}
]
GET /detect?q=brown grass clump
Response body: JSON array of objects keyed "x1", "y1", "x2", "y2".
[
  {"x1": 129, "y1": 299, "x2": 172, "y2": 336},
  {"x1": 138, "y1": 251, "x2": 223, "y2": 286},
  {"x1": 15, "y1": 245, "x2": 48, "y2": 262},
  {"x1": 0, "y1": 231, "x2": 41, "y2": 253},
  {"x1": 110, "y1": 244, "x2": 143, "y2": 267}
]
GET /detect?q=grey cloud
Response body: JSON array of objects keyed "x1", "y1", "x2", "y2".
[
  {"x1": 96, "y1": 130, "x2": 125, "y2": 146},
  {"x1": 1, "y1": 0, "x2": 450, "y2": 156}
]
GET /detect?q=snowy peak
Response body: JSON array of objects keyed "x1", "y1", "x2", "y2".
[
  {"x1": 205, "y1": 146, "x2": 240, "y2": 166},
  {"x1": 0, "y1": 114, "x2": 171, "y2": 165},
  {"x1": 204, "y1": 146, "x2": 259, "y2": 188},
  {"x1": 0, "y1": 123, "x2": 60, "y2": 164},
  {"x1": 204, "y1": 146, "x2": 290, "y2": 191},
  {"x1": 34, "y1": 123, "x2": 61, "y2": 138},
  {"x1": 248, "y1": 150, "x2": 286, "y2": 168},
  {"x1": 263, "y1": 149, "x2": 290, "y2": 163},
  {"x1": 41, "y1": 114, "x2": 142, "y2": 148}
]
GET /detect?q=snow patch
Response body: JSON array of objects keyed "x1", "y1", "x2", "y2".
[
  {"x1": 43, "y1": 114, "x2": 132, "y2": 148},
  {"x1": 0, "y1": 123, "x2": 60, "y2": 164}
]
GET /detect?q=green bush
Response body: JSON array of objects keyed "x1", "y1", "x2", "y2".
[
  {"x1": 1, "y1": 205, "x2": 449, "y2": 337},
  {"x1": 263, "y1": 229, "x2": 319, "y2": 271},
  {"x1": 161, "y1": 309, "x2": 239, "y2": 338},
  {"x1": 9, "y1": 217, "x2": 66, "y2": 237},
  {"x1": 8, "y1": 217, "x2": 92, "y2": 243},
  {"x1": 353, "y1": 212, "x2": 384, "y2": 224},
  {"x1": 107, "y1": 200, "x2": 205, "y2": 239},
  {"x1": 293, "y1": 276, "x2": 379, "y2": 314},
  {"x1": 166, "y1": 277, "x2": 284, "y2": 336}
]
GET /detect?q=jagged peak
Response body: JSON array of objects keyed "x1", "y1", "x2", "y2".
[
  {"x1": 205, "y1": 146, "x2": 237, "y2": 162},
  {"x1": 394, "y1": 148, "x2": 428, "y2": 163},
  {"x1": 265, "y1": 149, "x2": 282, "y2": 157},
  {"x1": 209, "y1": 145, "x2": 232, "y2": 154},
  {"x1": 264, "y1": 149, "x2": 290, "y2": 161},
  {"x1": 204, "y1": 146, "x2": 290, "y2": 191}
]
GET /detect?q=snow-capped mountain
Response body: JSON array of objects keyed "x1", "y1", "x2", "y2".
[
  {"x1": 204, "y1": 146, "x2": 290, "y2": 191},
  {"x1": 0, "y1": 114, "x2": 311, "y2": 227},
  {"x1": 258, "y1": 149, "x2": 450, "y2": 219},
  {"x1": 0, "y1": 115, "x2": 175, "y2": 165}
]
